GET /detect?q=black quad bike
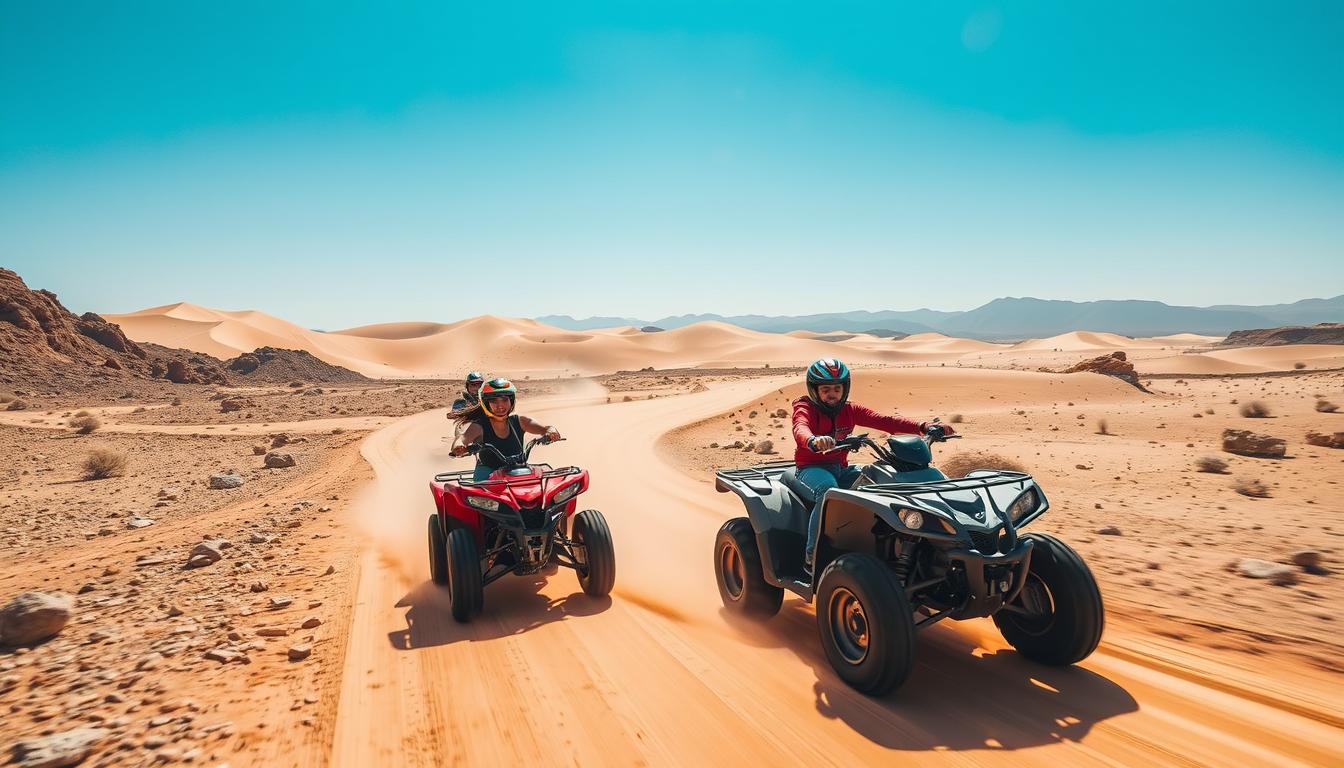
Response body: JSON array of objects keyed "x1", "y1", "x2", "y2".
[{"x1": 714, "y1": 426, "x2": 1103, "y2": 695}]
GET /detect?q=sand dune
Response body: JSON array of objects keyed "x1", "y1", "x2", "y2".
[{"x1": 105, "y1": 303, "x2": 1334, "y2": 380}]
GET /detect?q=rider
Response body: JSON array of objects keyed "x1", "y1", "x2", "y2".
[
  {"x1": 450, "y1": 377, "x2": 562, "y2": 481},
  {"x1": 451, "y1": 371, "x2": 486, "y2": 413},
  {"x1": 793, "y1": 358, "x2": 954, "y2": 569}
]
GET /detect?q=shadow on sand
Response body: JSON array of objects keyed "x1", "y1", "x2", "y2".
[
  {"x1": 387, "y1": 572, "x2": 611, "y2": 650},
  {"x1": 722, "y1": 601, "x2": 1139, "y2": 752}
]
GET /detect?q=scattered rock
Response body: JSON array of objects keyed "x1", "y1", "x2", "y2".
[
  {"x1": 1096, "y1": 526, "x2": 1122, "y2": 536},
  {"x1": 249, "y1": 532, "x2": 270, "y2": 544},
  {"x1": 270, "y1": 433, "x2": 291, "y2": 448},
  {"x1": 9, "y1": 727, "x2": 109, "y2": 768},
  {"x1": 219, "y1": 397, "x2": 253, "y2": 413},
  {"x1": 264, "y1": 452, "x2": 297, "y2": 469},
  {"x1": 256, "y1": 627, "x2": 288, "y2": 637},
  {"x1": 186, "y1": 540, "x2": 225, "y2": 567},
  {"x1": 1290, "y1": 550, "x2": 1325, "y2": 574},
  {"x1": 300, "y1": 616, "x2": 321, "y2": 629},
  {"x1": 252, "y1": 445, "x2": 268, "y2": 455},
  {"x1": 0, "y1": 591, "x2": 73, "y2": 646},
  {"x1": 1305, "y1": 431, "x2": 1344, "y2": 449},
  {"x1": 156, "y1": 487, "x2": 179, "y2": 501},
  {"x1": 287, "y1": 644, "x2": 312, "y2": 661},
  {"x1": 204, "y1": 648, "x2": 246, "y2": 664},
  {"x1": 1059, "y1": 351, "x2": 1146, "y2": 391},
  {"x1": 1233, "y1": 558, "x2": 1297, "y2": 586},
  {"x1": 1221, "y1": 429, "x2": 1286, "y2": 459},
  {"x1": 208, "y1": 473, "x2": 245, "y2": 490},
  {"x1": 249, "y1": 581, "x2": 268, "y2": 593},
  {"x1": 269, "y1": 596, "x2": 293, "y2": 609},
  {"x1": 322, "y1": 565, "x2": 335, "y2": 576},
  {"x1": 127, "y1": 517, "x2": 155, "y2": 529}
]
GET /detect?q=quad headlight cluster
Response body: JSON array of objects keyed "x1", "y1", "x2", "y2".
[
  {"x1": 1008, "y1": 488, "x2": 1039, "y2": 521},
  {"x1": 551, "y1": 483, "x2": 581, "y2": 505},
  {"x1": 894, "y1": 506, "x2": 956, "y2": 534},
  {"x1": 466, "y1": 495, "x2": 501, "y2": 512}
]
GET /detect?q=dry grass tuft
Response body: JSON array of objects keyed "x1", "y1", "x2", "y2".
[
  {"x1": 1239, "y1": 400, "x2": 1270, "y2": 418},
  {"x1": 69, "y1": 415, "x2": 102, "y2": 434},
  {"x1": 82, "y1": 448, "x2": 128, "y2": 480},
  {"x1": 1316, "y1": 399, "x2": 1339, "y2": 413},
  {"x1": 1195, "y1": 455, "x2": 1229, "y2": 474},
  {"x1": 1233, "y1": 477, "x2": 1270, "y2": 498},
  {"x1": 1096, "y1": 418, "x2": 1110, "y2": 435},
  {"x1": 940, "y1": 451, "x2": 1028, "y2": 478}
]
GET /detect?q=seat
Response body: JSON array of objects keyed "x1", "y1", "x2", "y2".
[{"x1": 779, "y1": 468, "x2": 817, "y2": 505}]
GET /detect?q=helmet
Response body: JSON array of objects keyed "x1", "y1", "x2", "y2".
[
  {"x1": 806, "y1": 358, "x2": 851, "y2": 415},
  {"x1": 465, "y1": 371, "x2": 484, "y2": 386},
  {"x1": 478, "y1": 377, "x2": 517, "y2": 421}
]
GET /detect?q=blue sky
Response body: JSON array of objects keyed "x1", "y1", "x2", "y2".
[{"x1": 2, "y1": 2, "x2": 1341, "y2": 328}]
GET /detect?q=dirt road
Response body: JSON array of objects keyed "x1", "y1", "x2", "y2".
[{"x1": 329, "y1": 380, "x2": 1344, "y2": 767}]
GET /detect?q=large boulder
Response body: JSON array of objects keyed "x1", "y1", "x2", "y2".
[
  {"x1": 209, "y1": 473, "x2": 245, "y2": 490},
  {"x1": 1222, "y1": 429, "x2": 1286, "y2": 458},
  {"x1": 0, "y1": 591, "x2": 73, "y2": 646},
  {"x1": 1060, "y1": 351, "x2": 1146, "y2": 391},
  {"x1": 264, "y1": 451, "x2": 297, "y2": 469},
  {"x1": 9, "y1": 727, "x2": 109, "y2": 768},
  {"x1": 1305, "y1": 431, "x2": 1344, "y2": 449},
  {"x1": 1232, "y1": 558, "x2": 1297, "y2": 586}
]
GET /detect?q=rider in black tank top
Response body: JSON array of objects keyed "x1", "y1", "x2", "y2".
[{"x1": 473, "y1": 413, "x2": 524, "y2": 470}]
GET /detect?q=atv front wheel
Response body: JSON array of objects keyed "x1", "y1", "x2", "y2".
[
  {"x1": 446, "y1": 527, "x2": 484, "y2": 623},
  {"x1": 993, "y1": 533, "x2": 1104, "y2": 665},
  {"x1": 572, "y1": 510, "x2": 616, "y2": 597},
  {"x1": 815, "y1": 553, "x2": 916, "y2": 696},
  {"x1": 714, "y1": 518, "x2": 783, "y2": 618},
  {"x1": 428, "y1": 514, "x2": 448, "y2": 586}
]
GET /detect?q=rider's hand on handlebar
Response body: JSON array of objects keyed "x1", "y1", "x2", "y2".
[
  {"x1": 923, "y1": 421, "x2": 957, "y2": 440},
  {"x1": 544, "y1": 427, "x2": 562, "y2": 443},
  {"x1": 809, "y1": 435, "x2": 837, "y2": 453}
]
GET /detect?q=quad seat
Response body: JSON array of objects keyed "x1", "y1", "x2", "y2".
[{"x1": 779, "y1": 468, "x2": 817, "y2": 505}]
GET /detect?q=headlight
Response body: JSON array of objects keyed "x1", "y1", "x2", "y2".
[
  {"x1": 1008, "y1": 488, "x2": 1038, "y2": 521},
  {"x1": 897, "y1": 508, "x2": 924, "y2": 529},
  {"x1": 466, "y1": 495, "x2": 500, "y2": 512},
  {"x1": 551, "y1": 483, "x2": 580, "y2": 505}
]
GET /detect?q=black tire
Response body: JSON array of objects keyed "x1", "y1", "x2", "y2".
[
  {"x1": 815, "y1": 553, "x2": 916, "y2": 696},
  {"x1": 714, "y1": 518, "x2": 783, "y2": 618},
  {"x1": 994, "y1": 533, "x2": 1104, "y2": 665},
  {"x1": 446, "y1": 527, "x2": 483, "y2": 623},
  {"x1": 572, "y1": 510, "x2": 615, "y2": 597},
  {"x1": 428, "y1": 514, "x2": 448, "y2": 586}
]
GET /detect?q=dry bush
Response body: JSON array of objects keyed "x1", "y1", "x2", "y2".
[
  {"x1": 1294, "y1": 362, "x2": 1307, "y2": 370},
  {"x1": 1239, "y1": 400, "x2": 1270, "y2": 418},
  {"x1": 1317, "y1": 399, "x2": 1339, "y2": 413},
  {"x1": 82, "y1": 448, "x2": 128, "y2": 480},
  {"x1": 69, "y1": 415, "x2": 102, "y2": 434},
  {"x1": 1096, "y1": 418, "x2": 1110, "y2": 435},
  {"x1": 1195, "y1": 455, "x2": 1229, "y2": 474},
  {"x1": 73, "y1": 409, "x2": 91, "y2": 417},
  {"x1": 947, "y1": 414, "x2": 964, "y2": 424},
  {"x1": 132, "y1": 406, "x2": 147, "y2": 413},
  {"x1": 940, "y1": 451, "x2": 1028, "y2": 478},
  {"x1": 1233, "y1": 477, "x2": 1270, "y2": 498},
  {"x1": 754, "y1": 439, "x2": 774, "y2": 455}
]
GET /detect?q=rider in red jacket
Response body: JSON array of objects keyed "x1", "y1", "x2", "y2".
[{"x1": 794, "y1": 358, "x2": 952, "y2": 568}]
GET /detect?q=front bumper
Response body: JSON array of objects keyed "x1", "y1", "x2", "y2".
[{"x1": 945, "y1": 539, "x2": 1034, "y2": 620}]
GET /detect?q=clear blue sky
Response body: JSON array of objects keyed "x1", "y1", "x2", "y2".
[{"x1": 3, "y1": 2, "x2": 1342, "y2": 328}]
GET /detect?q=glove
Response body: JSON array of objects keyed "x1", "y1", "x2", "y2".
[{"x1": 808, "y1": 435, "x2": 836, "y2": 452}]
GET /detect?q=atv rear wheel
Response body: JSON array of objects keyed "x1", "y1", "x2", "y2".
[
  {"x1": 994, "y1": 533, "x2": 1103, "y2": 665},
  {"x1": 572, "y1": 510, "x2": 615, "y2": 597},
  {"x1": 428, "y1": 514, "x2": 448, "y2": 586},
  {"x1": 446, "y1": 527, "x2": 483, "y2": 623},
  {"x1": 714, "y1": 518, "x2": 783, "y2": 618},
  {"x1": 815, "y1": 553, "x2": 915, "y2": 696}
]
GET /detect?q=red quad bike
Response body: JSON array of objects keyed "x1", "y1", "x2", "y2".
[{"x1": 427, "y1": 436, "x2": 616, "y2": 622}]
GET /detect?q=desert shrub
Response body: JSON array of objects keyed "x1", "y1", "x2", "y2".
[
  {"x1": 82, "y1": 448, "x2": 128, "y2": 480},
  {"x1": 947, "y1": 414, "x2": 964, "y2": 424},
  {"x1": 1233, "y1": 477, "x2": 1270, "y2": 498},
  {"x1": 1316, "y1": 399, "x2": 1339, "y2": 413},
  {"x1": 1195, "y1": 455, "x2": 1229, "y2": 474},
  {"x1": 69, "y1": 415, "x2": 102, "y2": 434},
  {"x1": 1096, "y1": 419, "x2": 1110, "y2": 435},
  {"x1": 754, "y1": 439, "x2": 774, "y2": 454},
  {"x1": 1294, "y1": 362, "x2": 1307, "y2": 370},
  {"x1": 1239, "y1": 401, "x2": 1270, "y2": 418},
  {"x1": 73, "y1": 409, "x2": 90, "y2": 417},
  {"x1": 940, "y1": 451, "x2": 1027, "y2": 478},
  {"x1": 132, "y1": 406, "x2": 147, "y2": 413}
]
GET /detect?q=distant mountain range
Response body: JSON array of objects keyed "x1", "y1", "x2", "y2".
[{"x1": 537, "y1": 295, "x2": 1344, "y2": 340}]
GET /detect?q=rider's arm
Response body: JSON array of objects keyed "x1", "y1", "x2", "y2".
[
  {"x1": 518, "y1": 415, "x2": 561, "y2": 439},
  {"x1": 848, "y1": 402, "x2": 925, "y2": 435},
  {"x1": 452, "y1": 422, "x2": 483, "y2": 455},
  {"x1": 792, "y1": 399, "x2": 821, "y2": 450}
]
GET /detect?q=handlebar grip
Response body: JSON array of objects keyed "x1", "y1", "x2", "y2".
[{"x1": 466, "y1": 443, "x2": 482, "y2": 455}]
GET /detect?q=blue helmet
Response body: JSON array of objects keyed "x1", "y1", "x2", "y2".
[{"x1": 806, "y1": 358, "x2": 851, "y2": 415}]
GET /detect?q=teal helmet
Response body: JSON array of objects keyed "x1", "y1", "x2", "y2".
[{"x1": 806, "y1": 358, "x2": 851, "y2": 415}]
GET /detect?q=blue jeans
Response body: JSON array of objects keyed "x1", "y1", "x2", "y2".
[
  {"x1": 801, "y1": 464, "x2": 863, "y2": 564},
  {"x1": 472, "y1": 463, "x2": 494, "y2": 482}
]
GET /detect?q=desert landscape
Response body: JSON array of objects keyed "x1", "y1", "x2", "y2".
[{"x1": 2, "y1": 266, "x2": 1342, "y2": 767}]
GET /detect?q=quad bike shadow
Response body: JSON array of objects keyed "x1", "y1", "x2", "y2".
[
  {"x1": 388, "y1": 573, "x2": 611, "y2": 651},
  {"x1": 721, "y1": 602, "x2": 1138, "y2": 752}
]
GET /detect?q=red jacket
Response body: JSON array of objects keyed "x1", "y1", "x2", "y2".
[{"x1": 792, "y1": 397, "x2": 923, "y2": 468}]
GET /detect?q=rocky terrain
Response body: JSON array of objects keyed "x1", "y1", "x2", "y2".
[{"x1": 1217, "y1": 323, "x2": 1344, "y2": 348}]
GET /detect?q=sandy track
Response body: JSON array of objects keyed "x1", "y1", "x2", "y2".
[{"x1": 330, "y1": 380, "x2": 1343, "y2": 767}]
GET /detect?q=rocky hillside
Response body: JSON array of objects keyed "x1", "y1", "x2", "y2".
[
  {"x1": 225, "y1": 347, "x2": 370, "y2": 384},
  {"x1": 0, "y1": 268, "x2": 230, "y2": 392},
  {"x1": 1216, "y1": 323, "x2": 1344, "y2": 348}
]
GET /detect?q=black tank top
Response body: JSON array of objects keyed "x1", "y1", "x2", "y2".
[{"x1": 474, "y1": 414, "x2": 524, "y2": 469}]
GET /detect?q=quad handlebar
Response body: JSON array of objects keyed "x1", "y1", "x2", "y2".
[
  {"x1": 465, "y1": 435, "x2": 564, "y2": 469},
  {"x1": 817, "y1": 425, "x2": 960, "y2": 463}
]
